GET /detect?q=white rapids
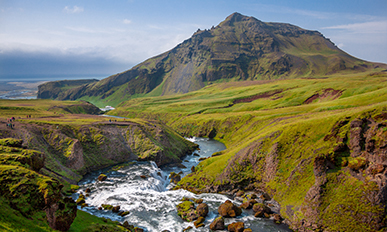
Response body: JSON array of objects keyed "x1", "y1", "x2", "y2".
[{"x1": 74, "y1": 137, "x2": 290, "y2": 232}]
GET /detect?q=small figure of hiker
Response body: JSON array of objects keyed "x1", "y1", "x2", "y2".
[{"x1": 109, "y1": 119, "x2": 111, "y2": 123}]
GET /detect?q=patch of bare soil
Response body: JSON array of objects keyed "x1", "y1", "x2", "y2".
[
  {"x1": 233, "y1": 90, "x2": 283, "y2": 104},
  {"x1": 303, "y1": 88, "x2": 343, "y2": 104}
]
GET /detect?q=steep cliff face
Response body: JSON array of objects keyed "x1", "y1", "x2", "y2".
[{"x1": 37, "y1": 13, "x2": 383, "y2": 107}]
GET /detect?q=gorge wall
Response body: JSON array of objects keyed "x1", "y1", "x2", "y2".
[{"x1": 159, "y1": 108, "x2": 387, "y2": 231}]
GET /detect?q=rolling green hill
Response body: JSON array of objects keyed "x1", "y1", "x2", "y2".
[
  {"x1": 108, "y1": 71, "x2": 387, "y2": 231},
  {"x1": 37, "y1": 13, "x2": 385, "y2": 107}
]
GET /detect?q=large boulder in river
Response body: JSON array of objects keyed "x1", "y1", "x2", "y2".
[
  {"x1": 228, "y1": 222, "x2": 245, "y2": 232},
  {"x1": 177, "y1": 201, "x2": 196, "y2": 222},
  {"x1": 209, "y1": 216, "x2": 225, "y2": 230},
  {"x1": 196, "y1": 203, "x2": 209, "y2": 217},
  {"x1": 218, "y1": 200, "x2": 242, "y2": 218}
]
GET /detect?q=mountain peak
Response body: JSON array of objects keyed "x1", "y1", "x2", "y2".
[
  {"x1": 38, "y1": 13, "x2": 383, "y2": 105},
  {"x1": 220, "y1": 12, "x2": 259, "y2": 26}
]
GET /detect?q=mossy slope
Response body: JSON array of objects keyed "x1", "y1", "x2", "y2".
[{"x1": 0, "y1": 138, "x2": 77, "y2": 231}]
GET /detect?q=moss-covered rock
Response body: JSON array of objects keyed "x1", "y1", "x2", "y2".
[
  {"x1": 176, "y1": 201, "x2": 195, "y2": 222},
  {"x1": 98, "y1": 174, "x2": 107, "y2": 181}
]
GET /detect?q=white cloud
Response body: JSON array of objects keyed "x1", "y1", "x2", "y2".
[
  {"x1": 322, "y1": 21, "x2": 387, "y2": 34},
  {"x1": 123, "y1": 19, "x2": 132, "y2": 24},
  {"x1": 63, "y1": 6, "x2": 84, "y2": 14}
]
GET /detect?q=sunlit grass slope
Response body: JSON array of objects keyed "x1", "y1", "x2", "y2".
[
  {"x1": 109, "y1": 71, "x2": 387, "y2": 231},
  {"x1": 0, "y1": 99, "x2": 101, "y2": 120}
]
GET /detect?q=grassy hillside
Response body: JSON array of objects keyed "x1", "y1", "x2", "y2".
[{"x1": 109, "y1": 71, "x2": 387, "y2": 231}]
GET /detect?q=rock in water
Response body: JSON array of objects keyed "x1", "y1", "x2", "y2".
[
  {"x1": 196, "y1": 203, "x2": 209, "y2": 217},
  {"x1": 169, "y1": 172, "x2": 181, "y2": 184},
  {"x1": 194, "y1": 217, "x2": 205, "y2": 228},
  {"x1": 112, "y1": 205, "x2": 120, "y2": 213},
  {"x1": 253, "y1": 203, "x2": 271, "y2": 217},
  {"x1": 228, "y1": 222, "x2": 245, "y2": 232},
  {"x1": 218, "y1": 200, "x2": 242, "y2": 218},
  {"x1": 209, "y1": 216, "x2": 225, "y2": 230},
  {"x1": 97, "y1": 174, "x2": 107, "y2": 181}
]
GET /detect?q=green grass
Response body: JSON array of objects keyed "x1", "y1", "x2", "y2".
[
  {"x1": 108, "y1": 71, "x2": 387, "y2": 231},
  {"x1": 68, "y1": 210, "x2": 128, "y2": 232},
  {"x1": 0, "y1": 197, "x2": 55, "y2": 232}
]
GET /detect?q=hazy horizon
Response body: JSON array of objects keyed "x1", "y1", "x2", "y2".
[{"x1": 1, "y1": 0, "x2": 386, "y2": 82}]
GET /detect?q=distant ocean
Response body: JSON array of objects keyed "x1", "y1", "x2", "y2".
[{"x1": 0, "y1": 75, "x2": 105, "y2": 100}]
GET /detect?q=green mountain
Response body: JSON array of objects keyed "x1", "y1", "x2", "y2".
[{"x1": 37, "y1": 12, "x2": 385, "y2": 106}]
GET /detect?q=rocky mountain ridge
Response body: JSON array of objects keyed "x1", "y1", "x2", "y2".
[{"x1": 37, "y1": 12, "x2": 385, "y2": 107}]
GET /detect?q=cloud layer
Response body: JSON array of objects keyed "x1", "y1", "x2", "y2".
[{"x1": 63, "y1": 6, "x2": 84, "y2": 14}]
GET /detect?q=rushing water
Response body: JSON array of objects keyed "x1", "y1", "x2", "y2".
[{"x1": 74, "y1": 137, "x2": 291, "y2": 232}]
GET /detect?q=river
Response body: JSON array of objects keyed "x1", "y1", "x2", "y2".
[{"x1": 74, "y1": 137, "x2": 291, "y2": 232}]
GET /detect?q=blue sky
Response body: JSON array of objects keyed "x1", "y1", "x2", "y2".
[{"x1": 1, "y1": 0, "x2": 386, "y2": 80}]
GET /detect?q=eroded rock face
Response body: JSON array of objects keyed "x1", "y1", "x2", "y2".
[
  {"x1": 45, "y1": 197, "x2": 77, "y2": 231},
  {"x1": 169, "y1": 172, "x2": 181, "y2": 184}
]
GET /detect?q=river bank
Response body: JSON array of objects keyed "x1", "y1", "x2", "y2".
[{"x1": 74, "y1": 137, "x2": 291, "y2": 232}]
